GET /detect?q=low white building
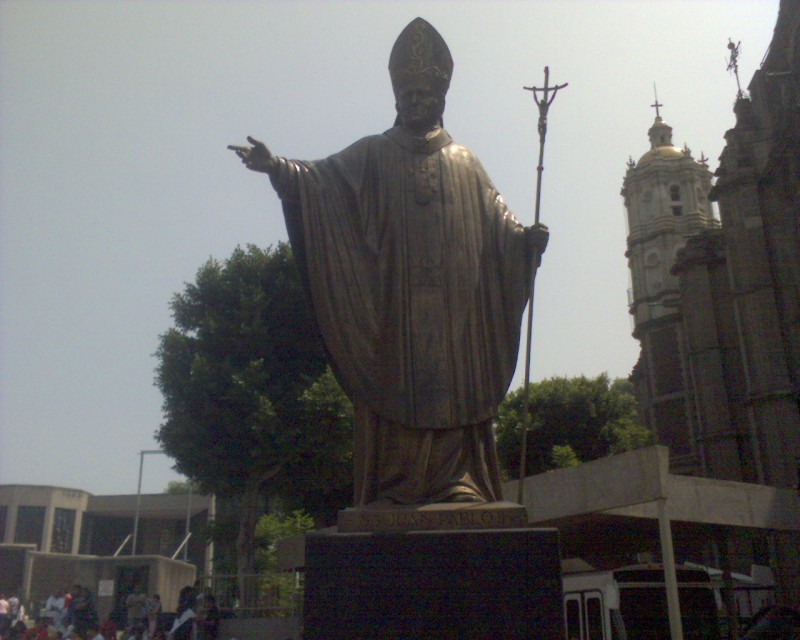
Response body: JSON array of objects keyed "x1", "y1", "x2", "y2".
[{"x1": 0, "y1": 484, "x2": 214, "y2": 621}]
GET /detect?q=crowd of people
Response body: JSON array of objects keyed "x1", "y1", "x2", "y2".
[
  {"x1": 0, "y1": 593, "x2": 26, "y2": 640},
  {"x1": 1, "y1": 585, "x2": 102, "y2": 640},
  {"x1": 118, "y1": 584, "x2": 220, "y2": 640},
  {"x1": 0, "y1": 585, "x2": 219, "y2": 640}
]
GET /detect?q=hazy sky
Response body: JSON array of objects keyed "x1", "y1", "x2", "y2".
[{"x1": 0, "y1": 1, "x2": 776, "y2": 496}]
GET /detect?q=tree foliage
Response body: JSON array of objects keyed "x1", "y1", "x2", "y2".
[
  {"x1": 254, "y1": 509, "x2": 316, "y2": 573},
  {"x1": 277, "y1": 367, "x2": 353, "y2": 525},
  {"x1": 155, "y1": 242, "x2": 328, "y2": 498},
  {"x1": 164, "y1": 479, "x2": 202, "y2": 495},
  {"x1": 254, "y1": 510, "x2": 316, "y2": 616},
  {"x1": 154, "y1": 243, "x2": 337, "y2": 581},
  {"x1": 550, "y1": 444, "x2": 581, "y2": 469},
  {"x1": 495, "y1": 373, "x2": 653, "y2": 479}
]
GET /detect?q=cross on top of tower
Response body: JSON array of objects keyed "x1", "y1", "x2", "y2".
[{"x1": 651, "y1": 84, "x2": 663, "y2": 120}]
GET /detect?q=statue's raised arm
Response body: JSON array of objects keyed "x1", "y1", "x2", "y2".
[{"x1": 227, "y1": 136, "x2": 276, "y2": 174}]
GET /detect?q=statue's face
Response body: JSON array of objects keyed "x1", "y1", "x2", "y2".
[{"x1": 396, "y1": 83, "x2": 444, "y2": 133}]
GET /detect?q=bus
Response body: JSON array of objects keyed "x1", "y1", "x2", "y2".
[{"x1": 562, "y1": 562, "x2": 750, "y2": 640}]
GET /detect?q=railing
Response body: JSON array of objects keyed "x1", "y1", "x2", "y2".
[
  {"x1": 113, "y1": 534, "x2": 132, "y2": 557},
  {"x1": 171, "y1": 533, "x2": 192, "y2": 560},
  {"x1": 196, "y1": 573, "x2": 303, "y2": 619}
]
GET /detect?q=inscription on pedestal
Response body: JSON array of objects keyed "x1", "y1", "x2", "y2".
[{"x1": 337, "y1": 500, "x2": 528, "y2": 533}]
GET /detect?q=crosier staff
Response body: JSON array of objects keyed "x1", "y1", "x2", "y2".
[{"x1": 517, "y1": 67, "x2": 567, "y2": 505}]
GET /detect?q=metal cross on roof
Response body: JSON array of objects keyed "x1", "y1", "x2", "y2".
[{"x1": 651, "y1": 84, "x2": 663, "y2": 118}]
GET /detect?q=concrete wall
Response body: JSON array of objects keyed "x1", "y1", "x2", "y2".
[
  {"x1": 19, "y1": 552, "x2": 196, "y2": 621},
  {"x1": 0, "y1": 544, "x2": 35, "y2": 596}
]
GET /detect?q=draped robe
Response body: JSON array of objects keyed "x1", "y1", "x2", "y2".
[{"x1": 270, "y1": 126, "x2": 532, "y2": 505}]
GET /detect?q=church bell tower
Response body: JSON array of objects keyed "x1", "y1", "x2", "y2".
[{"x1": 622, "y1": 102, "x2": 719, "y2": 472}]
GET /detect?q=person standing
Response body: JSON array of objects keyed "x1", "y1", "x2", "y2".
[
  {"x1": 0, "y1": 594, "x2": 10, "y2": 627},
  {"x1": 69, "y1": 586, "x2": 97, "y2": 637},
  {"x1": 194, "y1": 595, "x2": 218, "y2": 640},
  {"x1": 165, "y1": 601, "x2": 193, "y2": 640},
  {"x1": 44, "y1": 590, "x2": 65, "y2": 633},
  {"x1": 7, "y1": 598, "x2": 22, "y2": 624},
  {"x1": 144, "y1": 595, "x2": 160, "y2": 638},
  {"x1": 124, "y1": 592, "x2": 146, "y2": 636}
]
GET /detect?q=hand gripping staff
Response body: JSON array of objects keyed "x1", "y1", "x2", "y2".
[{"x1": 517, "y1": 67, "x2": 567, "y2": 505}]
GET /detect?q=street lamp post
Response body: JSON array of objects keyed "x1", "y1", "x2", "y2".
[
  {"x1": 132, "y1": 449, "x2": 164, "y2": 556},
  {"x1": 184, "y1": 479, "x2": 192, "y2": 562}
]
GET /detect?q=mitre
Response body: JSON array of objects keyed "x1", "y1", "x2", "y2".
[{"x1": 388, "y1": 17, "x2": 453, "y2": 98}]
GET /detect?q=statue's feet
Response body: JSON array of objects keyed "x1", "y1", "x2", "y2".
[
  {"x1": 445, "y1": 493, "x2": 484, "y2": 504},
  {"x1": 363, "y1": 492, "x2": 486, "y2": 507},
  {"x1": 365, "y1": 497, "x2": 398, "y2": 507}
]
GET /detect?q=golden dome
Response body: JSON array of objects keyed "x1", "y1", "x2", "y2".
[
  {"x1": 636, "y1": 115, "x2": 684, "y2": 166},
  {"x1": 638, "y1": 145, "x2": 685, "y2": 165}
]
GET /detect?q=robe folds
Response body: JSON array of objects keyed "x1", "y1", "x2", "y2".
[{"x1": 270, "y1": 126, "x2": 532, "y2": 505}]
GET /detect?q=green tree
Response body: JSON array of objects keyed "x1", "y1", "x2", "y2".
[
  {"x1": 277, "y1": 367, "x2": 353, "y2": 525},
  {"x1": 254, "y1": 509, "x2": 316, "y2": 572},
  {"x1": 550, "y1": 444, "x2": 580, "y2": 469},
  {"x1": 254, "y1": 510, "x2": 316, "y2": 616},
  {"x1": 154, "y1": 243, "x2": 329, "y2": 590},
  {"x1": 495, "y1": 373, "x2": 653, "y2": 478},
  {"x1": 164, "y1": 479, "x2": 202, "y2": 495}
]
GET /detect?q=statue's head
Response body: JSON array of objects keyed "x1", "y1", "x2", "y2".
[{"x1": 389, "y1": 18, "x2": 452, "y2": 132}]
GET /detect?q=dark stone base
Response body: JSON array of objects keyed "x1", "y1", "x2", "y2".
[{"x1": 303, "y1": 527, "x2": 563, "y2": 639}]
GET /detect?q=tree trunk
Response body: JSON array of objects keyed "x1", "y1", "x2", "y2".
[
  {"x1": 236, "y1": 483, "x2": 261, "y2": 610},
  {"x1": 234, "y1": 468, "x2": 279, "y2": 611}
]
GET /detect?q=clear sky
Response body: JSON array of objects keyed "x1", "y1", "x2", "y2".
[{"x1": 0, "y1": 1, "x2": 776, "y2": 496}]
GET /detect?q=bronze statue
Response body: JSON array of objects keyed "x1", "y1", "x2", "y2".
[{"x1": 229, "y1": 18, "x2": 548, "y2": 507}]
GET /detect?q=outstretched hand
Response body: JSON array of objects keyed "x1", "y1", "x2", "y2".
[{"x1": 227, "y1": 136, "x2": 276, "y2": 174}]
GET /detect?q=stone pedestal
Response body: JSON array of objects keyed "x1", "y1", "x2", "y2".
[{"x1": 303, "y1": 527, "x2": 562, "y2": 639}]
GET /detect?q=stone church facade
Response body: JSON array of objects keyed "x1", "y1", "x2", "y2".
[
  {"x1": 625, "y1": 0, "x2": 800, "y2": 492},
  {"x1": 623, "y1": 0, "x2": 799, "y2": 605}
]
